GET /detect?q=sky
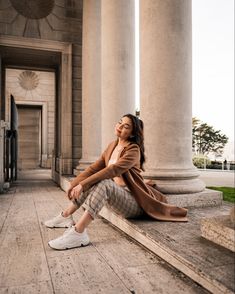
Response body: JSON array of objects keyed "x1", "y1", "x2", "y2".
[
  {"x1": 192, "y1": 0, "x2": 234, "y2": 142},
  {"x1": 135, "y1": 0, "x2": 234, "y2": 143}
]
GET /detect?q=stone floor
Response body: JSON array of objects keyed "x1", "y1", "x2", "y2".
[
  {"x1": 102, "y1": 204, "x2": 235, "y2": 293},
  {"x1": 0, "y1": 170, "x2": 208, "y2": 294}
]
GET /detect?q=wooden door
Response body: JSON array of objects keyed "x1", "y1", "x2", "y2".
[{"x1": 18, "y1": 106, "x2": 41, "y2": 169}]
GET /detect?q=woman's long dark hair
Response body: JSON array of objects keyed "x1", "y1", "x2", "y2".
[{"x1": 123, "y1": 114, "x2": 146, "y2": 170}]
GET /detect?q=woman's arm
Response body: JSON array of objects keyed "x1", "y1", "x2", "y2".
[
  {"x1": 79, "y1": 144, "x2": 140, "y2": 191},
  {"x1": 69, "y1": 140, "x2": 117, "y2": 189},
  {"x1": 69, "y1": 154, "x2": 106, "y2": 189}
]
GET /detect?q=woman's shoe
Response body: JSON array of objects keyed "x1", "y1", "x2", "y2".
[
  {"x1": 48, "y1": 227, "x2": 90, "y2": 250},
  {"x1": 44, "y1": 213, "x2": 75, "y2": 228}
]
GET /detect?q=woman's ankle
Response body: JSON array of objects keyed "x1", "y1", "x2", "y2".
[
  {"x1": 75, "y1": 219, "x2": 92, "y2": 233},
  {"x1": 62, "y1": 211, "x2": 70, "y2": 218},
  {"x1": 75, "y1": 225, "x2": 84, "y2": 233}
]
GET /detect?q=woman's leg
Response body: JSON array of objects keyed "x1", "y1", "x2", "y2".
[
  {"x1": 62, "y1": 202, "x2": 79, "y2": 217},
  {"x1": 81, "y1": 179, "x2": 144, "y2": 220},
  {"x1": 62, "y1": 185, "x2": 97, "y2": 217},
  {"x1": 44, "y1": 185, "x2": 96, "y2": 228},
  {"x1": 48, "y1": 179, "x2": 143, "y2": 250},
  {"x1": 43, "y1": 200, "x2": 81, "y2": 228},
  {"x1": 75, "y1": 211, "x2": 93, "y2": 233}
]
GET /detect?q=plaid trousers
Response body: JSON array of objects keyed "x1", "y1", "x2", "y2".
[{"x1": 73, "y1": 179, "x2": 144, "y2": 219}]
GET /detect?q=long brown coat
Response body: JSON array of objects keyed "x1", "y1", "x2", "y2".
[{"x1": 70, "y1": 140, "x2": 188, "y2": 222}]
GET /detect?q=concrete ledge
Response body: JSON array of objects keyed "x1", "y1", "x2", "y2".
[
  {"x1": 201, "y1": 215, "x2": 235, "y2": 252},
  {"x1": 52, "y1": 172, "x2": 74, "y2": 193},
  {"x1": 166, "y1": 189, "x2": 223, "y2": 208}
]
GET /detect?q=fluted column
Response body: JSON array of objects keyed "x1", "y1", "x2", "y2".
[
  {"x1": 77, "y1": 0, "x2": 102, "y2": 171},
  {"x1": 140, "y1": 0, "x2": 205, "y2": 194},
  {"x1": 101, "y1": 0, "x2": 136, "y2": 149}
]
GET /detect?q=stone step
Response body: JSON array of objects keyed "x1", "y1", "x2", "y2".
[
  {"x1": 201, "y1": 215, "x2": 235, "y2": 252},
  {"x1": 99, "y1": 207, "x2": 234, "y2": 294},
  {"x1": 165, "y1": 188, "x2": 222, "y2": 208}
]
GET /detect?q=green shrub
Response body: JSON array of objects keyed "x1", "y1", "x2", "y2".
[{"x1": 193, "y1": 155, "x2": 211, "y2": 169}]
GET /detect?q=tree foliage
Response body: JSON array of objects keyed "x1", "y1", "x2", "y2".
[{"x1": 192, "y1": 118, "x2": 228, "y2": 156}]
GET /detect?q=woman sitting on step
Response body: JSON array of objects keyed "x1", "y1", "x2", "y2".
[{"x1": 44, "y1": 114, "x2": 187, "y2": 250}]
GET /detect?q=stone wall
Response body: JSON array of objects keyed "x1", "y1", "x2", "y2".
[{"x1": 0, "y1": 0, "x2": 83, "y2": 168}]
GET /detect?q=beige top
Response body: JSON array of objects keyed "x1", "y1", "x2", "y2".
[{"x1": 108, "y1": 144, "x2": 126, "y2": 187}]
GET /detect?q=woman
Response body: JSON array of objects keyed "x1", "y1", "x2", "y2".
[{"x1": 45, "y1": 114, "x2": 187, "y2": 250}]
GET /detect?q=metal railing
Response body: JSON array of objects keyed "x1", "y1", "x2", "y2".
[{"x1": 0, "y1": 120, "x2": 10, "y2": 192}]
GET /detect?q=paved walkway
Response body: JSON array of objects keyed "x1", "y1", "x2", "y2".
[
  {"x1": 0, "y1": 170, "x2": 207, "y2": 294},
  {"x1": 198, "y1": 170, "x2": 235, "y2": 187}
]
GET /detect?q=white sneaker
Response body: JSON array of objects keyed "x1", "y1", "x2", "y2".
[
  {"x1": 48, "y1": 227, "x2": 90, "y2": 250},
  {"x1": 44, "y1": 213, "x2": 75, "y2": 228}
]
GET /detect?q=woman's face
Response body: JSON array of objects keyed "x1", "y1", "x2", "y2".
[{"x1": 115, "y1": 116, "x2": 133, "y2": 141}]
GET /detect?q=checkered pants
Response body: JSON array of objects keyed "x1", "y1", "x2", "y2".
[{"x1": 73, "y1": 179, "x2": 144, "y2": 219}]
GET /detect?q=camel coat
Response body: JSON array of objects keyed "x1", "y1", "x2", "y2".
[{"x1": 70, "y1": 140, "x2": 188, "y2": 222}]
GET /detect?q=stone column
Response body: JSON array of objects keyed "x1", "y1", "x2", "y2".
[
  {"x1": 52, "y1": 46, "x2": 72, "y2": 177},
  {"x1": 101, "y1": 0, "x2": 136, "y2": 149},
  {"x1": 58, "y1": 47, "x2": 72, "y2": 175},
  {"x1": 140, "y1": 0, "x2": 205, "y2": 195},
  {"x1": 76, "y1": 0, "x2": 102, "y2": 172}
]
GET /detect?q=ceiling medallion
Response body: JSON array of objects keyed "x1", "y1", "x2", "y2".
[
  {"x1": 10, "y1": 0, "x2": 55, "y2": 19},
  {"x1": 18, "y1": 71, "x2": 39, "y2": 91}
]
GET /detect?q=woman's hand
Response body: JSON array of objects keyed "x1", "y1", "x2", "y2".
[
  {"x1": 67, "y1": 185, "x2": 74, "y2": 200},
  {"x1": 69, "y1": 184, "x2": 83, "y2": 201}
]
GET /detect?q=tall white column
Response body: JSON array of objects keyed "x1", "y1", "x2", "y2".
[
  {"x1": 140, "y1": 0, "x2": 205, "y2": 194},
  {"x1": 101, "y1": 0, "x2": 136, "y2": 149},
  {"x1": 77, "y1": 0, "x2": 102, "y2": 171}
]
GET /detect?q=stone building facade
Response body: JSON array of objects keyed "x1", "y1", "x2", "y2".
[{"x1": 0, "y1": 0, "x2": 83, "y2": 176}]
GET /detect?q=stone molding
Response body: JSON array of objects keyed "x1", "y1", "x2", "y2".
[{"x1": 0, "y1": 35, "x2": 72, "y2": 54}]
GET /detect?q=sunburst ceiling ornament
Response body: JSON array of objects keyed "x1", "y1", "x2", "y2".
[
  {"x1": 1, "y1": 0, "x2": 81, "y2": 39},
  {"x1": 10, "y1": 0, "x2": 55, "y2": 19},
  {"x1": 18, "y1": 71, "x2": 39, "y2": 91}
]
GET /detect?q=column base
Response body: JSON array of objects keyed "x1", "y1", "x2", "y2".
[
  {"x1": 143, "y1": 168, "x2": 205, "y2": 194},
  {"x1": 54, "y1": 157, "x2": 72, "y2": 175},
  {"x1": 166, "y1": 189, "x2": 222, "y2": 208},
  {"x1": 41, "y1": 153, "x2": 52, "y2": 168},
  {"x1": 74, "y1": 158, "x2": 97, "y2": 176}
]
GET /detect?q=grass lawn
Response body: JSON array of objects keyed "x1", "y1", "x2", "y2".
[{"x1": 207, "y1": 187, "x2": 235, "y2": 203}]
